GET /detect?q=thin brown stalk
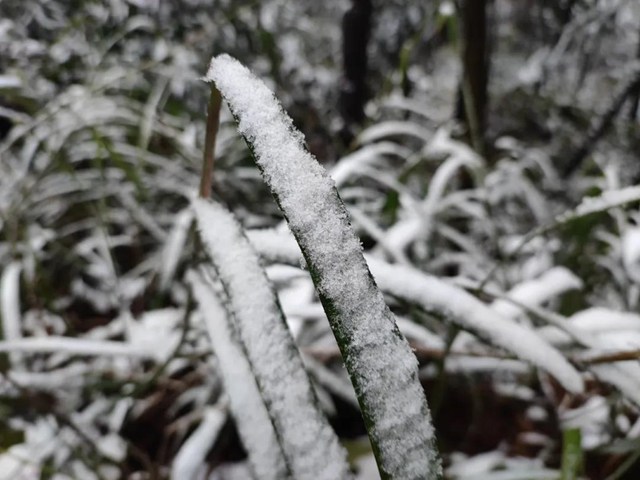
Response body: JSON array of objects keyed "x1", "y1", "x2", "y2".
[
  {"x1": 578, "y1": 348, "x2": 640, "y2": 365},
  {"x1": 305, "y1": 344, "x2": 640, "y2": 368},
  {"x1": 199, "y1": 86, "x2": 222, "y2": 198}
]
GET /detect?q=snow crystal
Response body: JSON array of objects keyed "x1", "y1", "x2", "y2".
[
  {"x1": 189, "y1": 271, "x2": 289, "y2": 480},
  {"x1": 193, "y1": 198, "x2": 349, "y2": 480},
  {"x1": 206, "y1": 55, "x2": 441, "y2": 479}
]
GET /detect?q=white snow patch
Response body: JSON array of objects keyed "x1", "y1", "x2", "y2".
[
  {"x1": 159, "y1": 207, "x2": 194, "y2": 291},
  {"x1": 561, "y1": 396, "x2": 610, "y2": 450},
  {"x1": 1, "y1": 262, "x2": 23, "y2": 368},
  {"x1": 526, "y1": 406, "x2": 548, "y2": 422},
  {"x1": 129, "y1": 308, "x2": 184, "y2": 362},
  {"x1": 623, "y1": 227, "x2": 640, "y2": 283},
  {"x1": 491, "y1": 267, "x2": 583, "y2": 320},
  {"x1": 357, "y1": 121, "x2": 431, "y2": 145},
  {"x1": 557, "y1": 185, "x2": 640, "y2": 223},
  {"x1": 0, "y1": 337, "x2": 155, "y2": 358},
  {"x1": 447, "y1": 451, "x2": 505, "y2": 477},
  {"x1": 171, "y1": 403, "x2": 228, "y2": 480},
  {"x1": 571, "y1": 307, "x2": 640, "y2": 332},
  {"x1": 331, "y1": 142, "x2": 411, "y2": 187}
]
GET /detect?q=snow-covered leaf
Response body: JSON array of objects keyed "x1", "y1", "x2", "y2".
[{"x1": 206, "y1": 54, "x2": 441, "y2": 480}]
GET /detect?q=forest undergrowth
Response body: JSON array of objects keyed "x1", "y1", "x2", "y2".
[{"x1": 2, "y1": 1, "x2": 640, "y2": 479}]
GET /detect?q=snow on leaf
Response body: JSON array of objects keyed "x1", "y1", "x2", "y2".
[
  {"x1": 128, "y1": 308, "x2": 184, "y2": 362},
  {"x1": 574, "y1": 325, "x2": 640, "y2": 408},
  {"x1": 368, "y1": 260, "x2": 584, "y2": 394},
  {"x1": 380, "y1": 95, "x2": 448, "y2": 123},
  {"x1": 570, "y1": 307, "x2": 640, "y2": 332},
  {"x1": 171, "y1": 401, "x2": 228, "y2": 480},
  {"x1": 491, "y1": 267, "x2": 583, "y2": 320},
  {"x1": 188, "y1": 269, "x2": 290, "y2": 480},
  {"x1": 206, "y1": 54, "x2": 442, "y2": 480},
  {"x1": 193, "y1": 197, "x2": 349, "y2": 480},
  {"x1": 331, "y1": 142, "x2": 412, "y2": 188},
  {"x1": 534, "y1": 307, "x2": 640, "y2": 407},
  {"x1": 357, "y1": 121, "x2": 432, "y2": 145},
  {"x1": 1, "y1": 262, "x2": 22, "y2": 368},
  {"x1": 246, "y1": 229, "x2": 301, "y2": 266},
  {"x1": 622, "y1": 226, "x2": 640, "y2": 283},
  {"x1": 383, "y1": 128, "x2": 484, "y2": 259},
  {"x1": 158, "y1": 207, "x2": 194, "y2": 292},
  {"x1": 0, "y1": 445, "x2": 40, "y2": 480},
  {"x1": 246, "y1": 229, "x2": 584, "y2": 394},
  {"x1": 447, "y1": 451, "x2": 506, "y2": 477},
  {"x1": 556, "y1": 185, "x2": 640, "y2": 224},
  {"x1": 414, "y1": 138, "x2": 483, "y2": 257},
  {"x1": 0, "y1": 337, "x2": 155, "y2": 359}
]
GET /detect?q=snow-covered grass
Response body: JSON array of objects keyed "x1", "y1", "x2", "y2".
[
  {"x1": 188, "y1": 269, "x2": 290, "y2": 480},
  {"x1": 3, "y1": 2, "x2": 640, "y2": 479},
  {"x1": 171, "y1": 400, "x2": 229, "y2": 480},
  {"x1": 193, "y1": 197, "x2": 350, "y2": 480}
]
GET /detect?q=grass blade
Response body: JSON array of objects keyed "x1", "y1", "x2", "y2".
[
  {"x1": 193, "y1": 198, "x2": 350, "y2": 480},
  {"x1": 206, "y1": 54, "x2": 442, "y2": 480}
]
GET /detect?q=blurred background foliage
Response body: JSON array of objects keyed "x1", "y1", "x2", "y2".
[{"x1": 2, "y1": 0, "x2": 640, "y2": 479}]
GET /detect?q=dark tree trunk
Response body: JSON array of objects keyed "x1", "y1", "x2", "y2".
[
  {"x1": 339, "y1": 0, "x2": 373, "y2": 127},
  {"x1": 562, "y1": 67, "x2": 640, "y2": 178},
  {"x1": 550, "y1": 0, "x2": 579, "y2": 28},
  {"x1": 629, "y1": 31, "x2": 640, "y2": 121},
  {"x1": 456, "y1": 0, "x2": 491, "y2": 155}
]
